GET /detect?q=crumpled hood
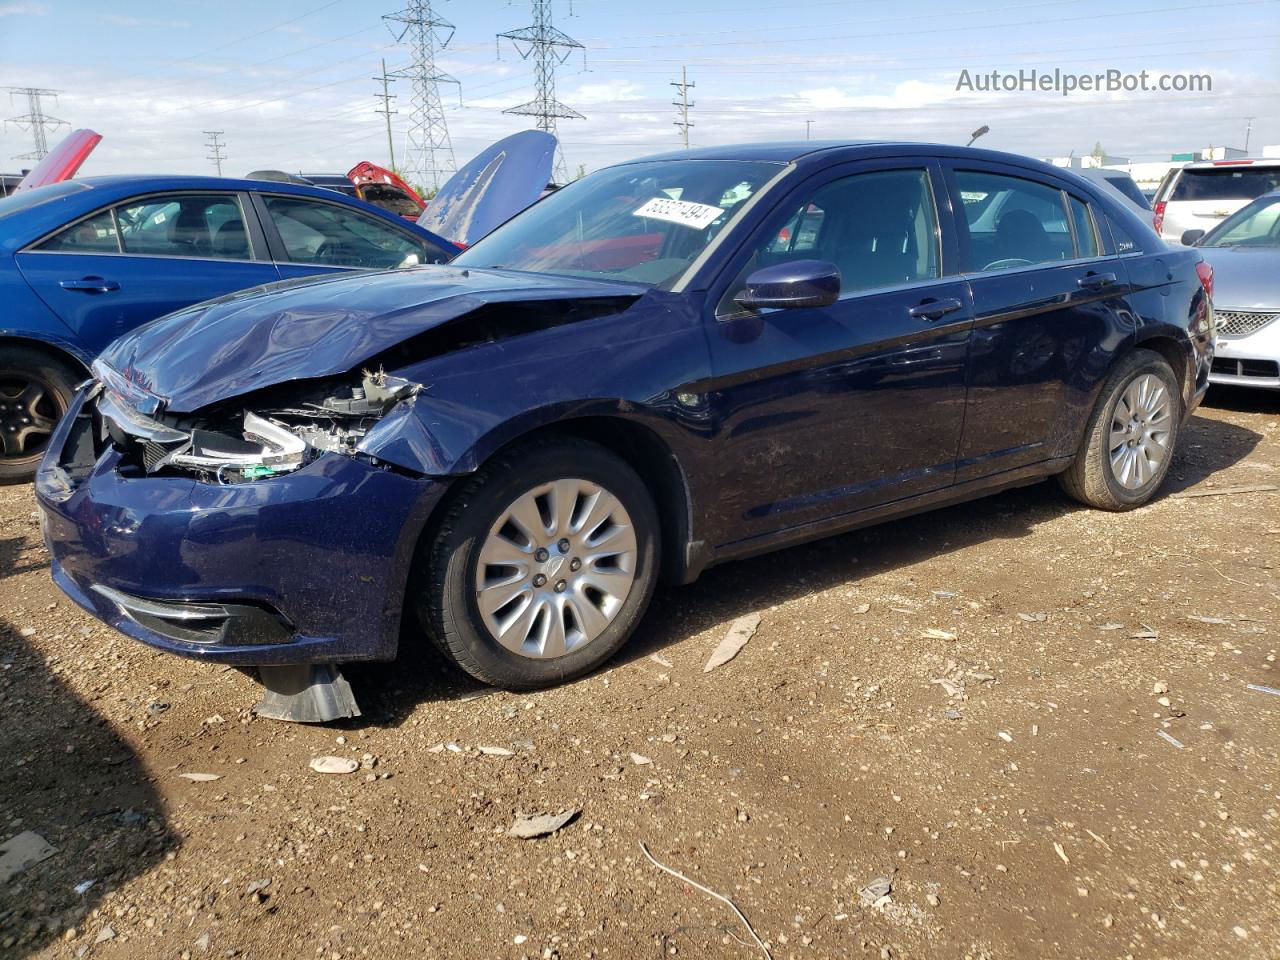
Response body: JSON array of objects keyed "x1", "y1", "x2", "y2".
[
  {"x1": 98, "y1": 265, "x2": 645, "y2": 413},
  {"x1": 1196, "y1": 246, "x2": 1280, "y2": 311}
]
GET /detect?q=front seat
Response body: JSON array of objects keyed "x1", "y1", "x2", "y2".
[
  {"x1": 994, "y1": 208, "x2": 1053, "y2": 265},
  {"x1": 169, "y1": 205, "x2": 213, "y2": 257},
  {"x1": 211, "y1": 219, "x2": 251, "y2": 259}
]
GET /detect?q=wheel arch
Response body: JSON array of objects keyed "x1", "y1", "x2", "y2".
[
  {"x1": 0, "y1": 333, "x2": 93, "y2": 378},
  {"x1": 1132, "y1": 333, "x2": 1191, "y2": 410},
  {"x1": 480, "y1": 415, "x2": 698, "y2": 585}
]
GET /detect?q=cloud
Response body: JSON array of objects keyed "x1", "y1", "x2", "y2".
[
  {"x1": 0, "y1": 2, "x2": 49, "y2": 15},
  {"x1": 99, "y1": 14, "x2": 192, "y2": 29}
]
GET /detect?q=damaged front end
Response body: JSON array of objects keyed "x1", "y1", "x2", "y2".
[{"x1": 94, "y1": 360, "x2": 420, "y2": 485}]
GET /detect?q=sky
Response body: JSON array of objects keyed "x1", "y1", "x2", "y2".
[{"x1": 1, "y1": 0, "x2": 1278, "y2": 185}]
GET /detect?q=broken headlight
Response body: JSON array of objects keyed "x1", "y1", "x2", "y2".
[{"x1": 100, "y1": 371, "x2": 420, "y2": 484}]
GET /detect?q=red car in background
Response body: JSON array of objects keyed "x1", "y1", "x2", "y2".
[{"x1": 249, "y1": 162, "x2": 425, "y2": 221}]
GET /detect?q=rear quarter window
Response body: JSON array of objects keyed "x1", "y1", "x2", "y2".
[{"x1": 1171, "y1": 168, "x2": 1280, "y2": 202}]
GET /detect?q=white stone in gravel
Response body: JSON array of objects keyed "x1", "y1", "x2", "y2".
[
  {"x1": 94, "y1": 925, "x2": 116, "y2": 944},
  {"x1": 19, "y1": 627, "x2": 36, "y2": 638},
  {"x1": 178, "y1": 772, "x2": 222, "y2": 782},
  {"x1": 0, "y1": 830, "x2": 57, "y2": 883},
  {"x1": 704, "y1": 613, "x2": 761, "y2": 672},
  {"x1": 629, "y1": 752, "x2": 652, "y2": 765},
  {"x1": 309, "y1": 756, "x2": 359, "y2": 775},
  {"x1": 507, "y1": 809, "x2": 579, "y2": 839},
  {"x1": 478, "y1": 746, "x2": 514, "y2": 757}
]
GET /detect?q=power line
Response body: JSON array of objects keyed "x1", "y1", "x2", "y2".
[
  {"x1": 498, "y1": 0, "x2": 585, "y2": 183},
  {"x1": 5, "y1": 87, "x2": 68, "y2": 161},
  {"x1": 384, "y1": 0, "x2": 459, "y2": 192},
  {"x1": 671, "y1": 66, "x2": 694, "y2": 149},
  {"x1": 204, "y1": 130, "x2": 227, "y2": 176},
  {"x1": 373, "y1": 57, "x2": 399, "y2": 170}
]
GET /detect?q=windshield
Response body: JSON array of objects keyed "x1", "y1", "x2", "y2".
[
  {"x1": 1203, "y1": 195, "x2": 1280, "y2": 247},
  {"x1": 453, "y1": 159, "x2": 784, "y2": 287},
  {"x1": 0, "y1": 179, "x2": 90, "y2": 219}
]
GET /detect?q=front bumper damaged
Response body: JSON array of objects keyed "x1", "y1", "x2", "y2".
[{"x1": 36, "y1": 388, "x2": 449, "y2": 671}]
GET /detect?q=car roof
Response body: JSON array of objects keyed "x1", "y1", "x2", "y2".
[
  {"x1": 0, "y1": 174, "x2": 457, "y2": 254},
  {"x1": 1178, "y1": 157, "x2": 1280, "y2": 170},
  {"x1": 616, "y1": 140, "x2": 1077, "y2": 176}
]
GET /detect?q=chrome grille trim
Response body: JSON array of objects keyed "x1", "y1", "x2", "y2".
[{"x1": 1215, "y1": 309, "x2": 1279, "y2": 339}]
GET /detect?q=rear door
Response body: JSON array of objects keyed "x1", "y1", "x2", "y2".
[
  {"x1": 703, "y1": 159, "x2": 974, "y2": 545},
  {"x1": 942, "y1": 161, "x2": 1132, "y2": 482},
  {"x1": 15, "y1": 191, "x2": 280, "y2": 355}
]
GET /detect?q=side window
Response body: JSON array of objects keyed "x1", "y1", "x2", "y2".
[
  {"x1": 34, "y1": 210, "x2": 120, "y2": 253},
  {"x1": 1106, "y1": 214, "x2": 1143, "y2": 255},
  {"x1": 113, "y1": 195, "x2": 253, "y2": 260},
  {"x1": 1069, "y1": 197, "x2": 1100, "y2": 258},
  {"x1": 751, "y1": 168, "x2": 940, "y2": 296},
  {"x1": 263, "y1": 196, "x2": 433, "y2": 269},
  {"x1": 955, "y1": 170, "x2": 1072, "y2": 271}
]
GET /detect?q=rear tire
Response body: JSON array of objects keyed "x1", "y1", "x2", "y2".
[
  {"x1": 1058, "y1": 349, "x2": 1181, "y2": 510},
  {"x1": 414, "y1": 437, "x2": 660, "y2": 690},
  {"x1": 0, "y1": 346, "x2": 80, "y2": 485}
]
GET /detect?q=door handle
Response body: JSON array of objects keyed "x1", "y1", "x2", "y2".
[
  {"x1": 59, "y1": 277, "x2": 120, "y2": 293},
  {"x1": 1077, "y1": 272, "x2": 1116, "y2": 290},
  {"x1": 908, "y1": 297, "x2": 964, "y2": 321}
]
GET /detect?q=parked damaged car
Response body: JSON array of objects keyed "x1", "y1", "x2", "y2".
[{"x1": 36, "y1": 142, "x2": 1213, "y2": 721}]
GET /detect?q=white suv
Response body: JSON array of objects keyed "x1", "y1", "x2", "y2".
[{"x1": 1153, "y1": 158, "x2": 1280, "y2": 245}]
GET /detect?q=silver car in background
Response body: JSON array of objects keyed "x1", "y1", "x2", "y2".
[
  {"x1": 1184, "y1": 191, "x2": 1280, "y2": 390},
  {"x1": 1153, "y1": 158, "x2": 1280, "y2": 245}
]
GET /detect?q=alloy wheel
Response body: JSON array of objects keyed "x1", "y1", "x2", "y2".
[
  {"x1": 1108, "y1": 373, "x2": 1173, "y2": 490},
  {"x1": 0, "y1": 374, "x2": 62, "y2": 462},
  {"x1": 474, "y1": 478, "x2": 638, "y2": 659}
]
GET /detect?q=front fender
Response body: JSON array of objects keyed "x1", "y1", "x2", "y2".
[
  {"x1": 359, "y1": 394, "x2": 694, "y2": 476},
  {"x1": 356, "y1": 292, "x2": 712, "y2": 477}
]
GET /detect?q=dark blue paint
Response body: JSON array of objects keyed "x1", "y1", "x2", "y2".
[
  {"x1": 39, "y1": 390, "x2": 445, "y2": 664},
  {"x1": 99, "y1": 265, "x2": 647, "y2": 412},
  {"x1": 37, "y1": 142, "x2": 1212, "y2": 668},
  {"x1": 0, "y1": 174, "x2": 458, "y2": 373}
]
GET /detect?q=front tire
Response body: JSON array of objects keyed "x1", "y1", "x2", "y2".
[
  {"x1": 415, "y1": 437, "x2": 660, "y2": 690},
  {"x1": 1058, "y1": 349, "x2": 1182, "y2": 510}
]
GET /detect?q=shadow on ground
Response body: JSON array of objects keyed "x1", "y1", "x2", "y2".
[
  {"x1": 0, "y1": 617, "x2": 177, "y2": 956},
  {"x1": 306, "y1": 408, "x2": 1266, "y2": 724}
]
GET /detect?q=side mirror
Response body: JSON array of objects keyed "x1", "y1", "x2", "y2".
[
  {"x1": 734, "y1": 259, "x2": 841, "y2": 312},
  {"x1": 1181, "y1": 228, "x2": 1206, "y2": 246}
]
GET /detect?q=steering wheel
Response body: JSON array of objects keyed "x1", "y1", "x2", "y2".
[{"x1": 982, "y1": 257, "x2": 1035, "y2": 271}]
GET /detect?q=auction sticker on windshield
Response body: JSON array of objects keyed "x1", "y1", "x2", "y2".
[{"x1": 633, "y1": 196, "x2": 724, "y2": 229}]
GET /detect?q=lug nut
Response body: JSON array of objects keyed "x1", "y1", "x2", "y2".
[
  {"x1": 554, "y1": 580, "x2": 567, "y2": 593},
  {"x1": 534, "y1": 548, "x2": 549, "y2": 562},
  {"x1": 569, "y1": 558, "x2": 582, "y2": 571},
  {"x1": 557, "y1": 539, "x2": 570, "y2": 554},
  {"x1": 532, "y1": 574, "x2": 547, "y2": 587}
]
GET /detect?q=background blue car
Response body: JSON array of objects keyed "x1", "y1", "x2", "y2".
[{"x1": 0, "y1": 175, "x2": 459, "y2": 482}]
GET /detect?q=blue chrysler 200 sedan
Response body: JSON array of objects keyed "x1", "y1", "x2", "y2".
[{"x1": 36, "y1": 142, "x2": 1214, "y2": 721}]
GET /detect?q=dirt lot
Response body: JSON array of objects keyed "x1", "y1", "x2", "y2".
[{"x1": 2, "y1": 389, "x2": 1277, "y2": 960}]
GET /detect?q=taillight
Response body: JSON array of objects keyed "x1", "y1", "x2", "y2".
[
  {"x1": 1153, "y1": 200, "x2": 1166, "y2": 235},
  {"x1": 1195, "y1": 260, "x2": 1213, "y2": 301}
]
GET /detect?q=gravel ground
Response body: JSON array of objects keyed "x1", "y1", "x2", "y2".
[{"x1": 2, "y1": 388, "x2": 1277, "y2": 960}]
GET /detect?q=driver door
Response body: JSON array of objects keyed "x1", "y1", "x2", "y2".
[{"x1": 701, "y1": 159, "x2": 975, "y2": 547}]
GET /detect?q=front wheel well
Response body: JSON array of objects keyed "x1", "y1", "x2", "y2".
[{"x1": 480, "y1": 417, "x2": 695, "y2": 584}]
